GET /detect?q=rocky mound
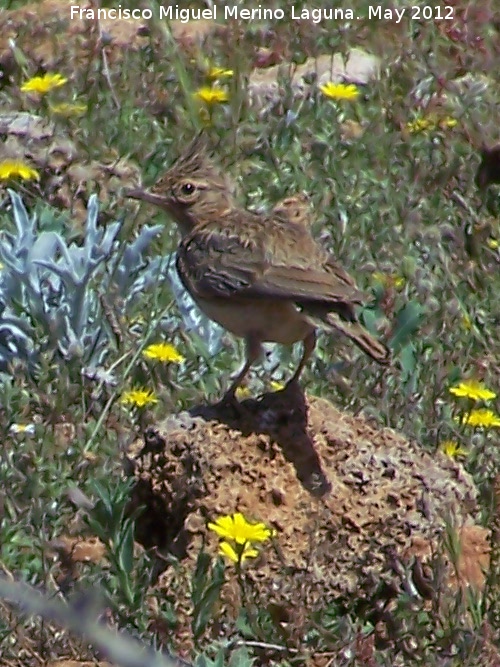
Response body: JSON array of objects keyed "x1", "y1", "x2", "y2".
[{"x1": 125, "y1": 382, "x2": 489, "y2": 647}]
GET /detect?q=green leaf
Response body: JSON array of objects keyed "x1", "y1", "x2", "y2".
[
  {"x1": 399, "y1": 343, "x2": 416, "y2": 378},
  {"x1": 192, "y1": 576, "x2": 226, "y2": 639},
  {"x1": 117, "y1": 519, "x2": 135, "y2": 577},
  {"x1": 359, "y1": 306, "x2": 380, "y2": 333},
  {"x1": 191, "y1": 549, "x2": 212, "y2": 607},
  {"x1": 191, "y1": 556, "x2": 226, "y2": 640},
  {"x1": 196, "y1": 649, "x2": 225, "y2": 667},
  {"x1": 388, "y1": 301, "x2": 425, "y2": 352},
  {"x1": 369, "y1": 282, "x2": 386, "y2": 305},
  {"x1": 235, "y1": 610, "x2": 255, "y2": 638},
  {"x1": 228, "y1": 645, "x2": 255, "y2": 667}
]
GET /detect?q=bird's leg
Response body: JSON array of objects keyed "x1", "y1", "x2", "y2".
[
  {"x1": 288, "y1": 330, "x2": 317, "y2": 386},
  {"x1": 222, "y1": 335, "x2": 263, "y2": 403}
]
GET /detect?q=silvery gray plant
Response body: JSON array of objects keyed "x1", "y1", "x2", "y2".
[{"x1": 0, "y1": 191, "x2": 224, "y2": 376}]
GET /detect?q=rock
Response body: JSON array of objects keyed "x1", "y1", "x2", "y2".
[
  {"x1": 125, "y1": 383, "x2": 486, "y2": 644},
  {"x1": 248, "y1": 49, "x2": 380, "y2": 110},
  {"x1": 0, "y1": 111, "x2": 141, "y2": 222}
]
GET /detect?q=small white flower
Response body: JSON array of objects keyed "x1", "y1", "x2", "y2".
[{"x1": 9, "y1": 423, "x2": 35, "y2": 435}]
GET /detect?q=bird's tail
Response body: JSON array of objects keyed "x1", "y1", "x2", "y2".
[{"x1": 323, "y1": 312, "x2": 390, "y2": 365}]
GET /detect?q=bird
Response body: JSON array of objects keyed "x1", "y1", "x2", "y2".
[{"x1": 126, "y1": 137, "x2": 390, "y2": 401}]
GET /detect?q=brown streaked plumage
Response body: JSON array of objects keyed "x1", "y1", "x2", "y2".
[
  {"x1": 127, "y1": 137, "x2": 390, "y2": 400},
  {"x1": 273, "y1": 192, "x2": 312, "y2": 228}
]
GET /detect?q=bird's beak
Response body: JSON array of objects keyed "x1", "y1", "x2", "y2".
[{"x1": 125, "y1": 187, "x2": 169, "y2": 208}]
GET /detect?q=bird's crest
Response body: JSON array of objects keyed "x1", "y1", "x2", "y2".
[{"x1": 152, "y1": 134, "x2": 226, "y2": 193}]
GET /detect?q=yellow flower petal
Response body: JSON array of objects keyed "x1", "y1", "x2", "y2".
[
  {"x1": 194, "y1": 86, "x2": 229, "y2": 105},
  {"x1": 235, "y1": 386, "x2": 252, "y2": 400},
  {"x1": 438, "y1": 116, "x2": 458, "y2": 129},
  {"x1": 207, "y1": 66, "x2": 234, "y2": 80},
  {"x1": 461, "y1": 314, "x2": 472, "y2": 331},
  {"x1": 319, "y1": 82, "x2": 360, "y2": 101},
  {"x1": 219, "y1": 540, "x2": 258, "y2": 563},
  {"x1": 406, "y1": 118, "x2": 433, "y2": 133},
  {"x1": 208, "y1": 512, "x2": 273, "y2": 544},
  {"x1": 0, "y1": 160, "x2": 39, "y2": 181},
  {"x1": 121, "y1": 388, "x2": 158, "y2": 408},
  {"x1": 372, "y1": 272, "x2": 405, "y2": 290},
  {"x1": 449, "y1": 380, "x2": 496, "y2": 402},
  {"x1": 270, "y1": 380, "x2": 285, "y2": 392},
  {"x1": 439, "y1": 440, "x2": 468, "y2": 459},
  {"x1": 457, "y1": 409, "x2": 500, "y2": 428},
  {"x1": 143, "y1": 343, "x2": 185, "y2": 364},
  {"x1": 21, "y1": 73, "x2": 68, "y2": 94},
  {"x1": 406, "y1": 114, "x2": 458, "y2": 134},
  {"x1": 219, "y1": 541, "x2": 239, "y2": 562}
]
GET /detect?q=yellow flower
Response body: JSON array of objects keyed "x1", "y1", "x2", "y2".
[
  {"x1": 49, "y1": 102, "x2": 87, "y2": 116},
  {"x1": 458, "y1": 409, "x2": 500, "y2": 429},
  {"x1": 438, "y1": 116, "x2": 458, "y2": 129},
  {"x1": 406, "y1": 114, "x2": 458, "y2": 134},
  {"x1": 270, "y1": 380, "x2": 285, "y2": 392},
  {"x1": 121, "y1": 388, "x2": 158, "y2": 408},
  {"x1": 406, "y1": 118, "x2": 433, "y2": 134},
  {"x1": 372, "y1": 272, "x2": 405, "y2": 290},
  {"x1": 143, "y1": 342, "x2": 185, "y2": 364},
  {"x1": 207, "y1": 66, "x2": 234, "y2": 80},
  {"x1": 319, "y1": 82, "x2": 360, "y2": 101},
  {"x1": 208, "y1": 512, "x2": 273, "y2": 545},
  {"x1": 393, "y1": 277, "x2": 406, "y2": 289},
  {"x1": 488, "y1": 238, "x2": 499, "y2": 250},
  {"x1": 461, "y1": 314, "x2": 472, "y2": 331},
  {"x1": 194, "y1": 86, "x2": 229, "y2": 105},
  {"x1": 21, "y1": 73, "x2": 67, "y2": 94},
  {"x1": 449, "y1": 380, "x2": 496, "y2": 402},
  {"x1": 219, "y1": 540, "x2": 258, "y2": 564},
  {"x1": 0, "y1": 160, "x2": 39, "y2": 181},
  {"x1": 235, "y1": 386, "x2": 252, "y2": 400},
  {"x1": 439, "y1": 440, "x2": 468, "y2": 459}
]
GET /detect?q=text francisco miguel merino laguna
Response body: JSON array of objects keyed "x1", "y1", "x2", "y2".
[{"x1": 70, "y1": 4, "x2": 420, "y2": 24}]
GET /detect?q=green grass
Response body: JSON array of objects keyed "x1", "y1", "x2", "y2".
[{"x1": 0, "y1": 0, "x2": 499, "y2": 664}]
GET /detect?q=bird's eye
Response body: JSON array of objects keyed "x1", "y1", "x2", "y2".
[{"x1": 180, "y1": 182, "x2": 195, "y2": 195}]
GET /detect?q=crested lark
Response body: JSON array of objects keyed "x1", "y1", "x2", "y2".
[{"x1": 127, "y1": 138, "x2": 390, "y2": 400}]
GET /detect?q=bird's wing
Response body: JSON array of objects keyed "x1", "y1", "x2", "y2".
[
  {"x1": 177, "y1": 228, "x2": 364, "y2": 306},
  {"x1": 256, "y1": 263, "x2": 363, "y2": 304},
  {"x1": 176, "y1": 230, "x2": 264, "y2": 298},
  {"x1": 325, "y1": 256, "x2": 357, "y2": 288}
]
